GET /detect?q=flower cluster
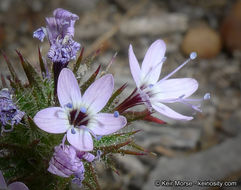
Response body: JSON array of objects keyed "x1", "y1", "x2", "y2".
[
  {"x1": 33, "y1": 8, "x2": 80, "y2": 65},
  {"x1": 0, "y1": 89, "x2": 24, "y2": 135}
]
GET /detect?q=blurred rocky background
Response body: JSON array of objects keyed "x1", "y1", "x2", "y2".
[{"x1": 0, "y1": 0, "x2": 241, "y2": 189}]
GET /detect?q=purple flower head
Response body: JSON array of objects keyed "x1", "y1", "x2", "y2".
[
  {"x1": 0, "y1": 89, "x2": 25, "y2": 134},
  {"x1": 48, "y1": 144, "x2": 85, "y2": 178},
  {"x1": 33, "y1": 8, "x2": 80, "y2": 64},
  {"x1": 128, "y1": 40, "x2": 210, "y2": 121},
  {"x1": 34, "y1": 68, "x2": 127, "y2": 151},
  {"x1": 0, "y1": 170, "x2": 29, "y2": 190}
]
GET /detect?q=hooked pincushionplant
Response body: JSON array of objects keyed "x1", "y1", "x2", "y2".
[{"x1": 0, "y1": 8, "x2": 210, "y2": 190}]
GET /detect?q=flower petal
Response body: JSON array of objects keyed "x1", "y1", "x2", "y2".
[
  {"x1": 34, "y1": 107, "x2": 69, "y2": 134},
  {"x1": 82, "y1": 74, "x2": 114, "y2": 113},
  {"x1": 129, "y1": 44, "x2": 141, "y2": 87},
  {"x1": 48, "y1": 164, "x2": 68, "y2": 178},
  {"x1": 152, "y1": 102, "x2": 193, "y2": 120},
  {"x1": 57, "y1": 68, "x2": 81, "y2": 108},
  {"x1": 0, "y1": 171, "x2": 7, "y2": 189},
  {"x1": 141, "y1": 40, "x2": 166, "y2": 84},
  {"x1": 67, "y1": 129, "x2": 93, "y2": 151},
  {"x1": 8, "y1": 182, "x2": 29, "y2": 190},
  {"x1": 155, "y1": 78, "x2": 198, "y2": 101},
  {"x1": 90, "y1": 113, "x2": 127, "y2": 136}
]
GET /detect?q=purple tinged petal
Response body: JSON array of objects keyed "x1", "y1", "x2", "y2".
[
  {"x1": 129, "y1": 44, "x2": 141, "y2": 87},
  {"x1": 90, "y1": 113, "x2": 127, "y2": 136},
  {"x1": 48, "y1": 163, "x2": 68, "y2": 177},
  {"x1": 152, "y1": 103, "x2": 193, "y2": 121},
  {"x1": 8, "y1": 182, "x2": 29, "y2": 190},
  {"x1": 141, "y1": 40, "x2": 166, "y2": 84},
  {"x1": 45, "y1": 17, "x2": 58, "y2": 44},
  {"x1": 53, "y1": 8, "x2": 79, "y2": 37},
  {"x1": 57, "y1": 68, "x2": 82, "y2": 107},
  {"x1": 67, "y1": 129, "x2": 93, "y2": 151},
  {"x1": 34, "y1": 107, "x2": 69, "y2": 134},
  {"x1": 0, "y1": 171, "x2": 7, "y2": 189},
  {"x1": 82, "y1": 74, "x2": 114, "y2": 113},
  {"x1": 53, "y1": 8, "x2": 79, "y2": 21},
  {"x1": 33, "y1": 28, "x2": 46, "y2": 42},
  {"x1": 155, "y1": 78, "x2": 198, "y2": 101}
]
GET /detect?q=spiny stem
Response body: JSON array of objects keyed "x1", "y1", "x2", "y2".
[{"x1": 89, "y1": 163, "x2": 101, "y2": 190}]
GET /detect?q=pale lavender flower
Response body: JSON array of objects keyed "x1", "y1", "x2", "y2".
[
  {"x1": 128, "y1": 39, "x2": 210, "y2": 120},
  {"x1": 0, "y1": 89, "x2": 25, "y2": 134},
  {"x1": 0, "y1": 170, "x2": 29, "y2": 190},
  {"x1": 33, "y1": 8, "x2": 80, "y2": 64},
  {"x1": 34, "y1": 68, "x2": 127, "y2": 151}
]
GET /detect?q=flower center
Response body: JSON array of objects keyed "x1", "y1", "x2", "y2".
[{"x1": 69, "y1": 108, "x2": 89, "y2": 127}]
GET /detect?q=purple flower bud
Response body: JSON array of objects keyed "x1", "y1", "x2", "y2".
[
  {"x1": 0, "y1": 89, "x2": 25, "y2": 134},
  {"x1": 48, "y1": 144, "x2": 84, "y2": 178}
]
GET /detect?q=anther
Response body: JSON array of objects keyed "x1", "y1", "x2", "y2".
[
  {"x1": 97, "y1": 135, "x2": 102, "y2": 141},
  {"x1": 114, "y1": 111, "x2": 119, "y2": 118},
  {"x1": 71, "y1": 127, "x2": 76, "y2": 134},
  {"x1": 204, "y1": 93, "x2": 211, "y2": 100},
  {"x1": 80, "y1": 107, "x2": 86, "y2": 113},
  {"x1": 190, "y1": 52, "x2": 197, "y2": 60},
  {"x1": 65, "y1": 103, "x2": 73, "y2": 109}
]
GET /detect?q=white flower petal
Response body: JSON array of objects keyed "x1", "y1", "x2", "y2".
[
  {"x1": 67, "y1": 129, "x2": 93, "y2": 151},
  {"x1": 57, "y1": 68, "x2": 81, "y2": 107},
  {"x1": 82, "y1": 74, "x2": 114, "y2": 113},
  {"x1": 34, "y1": 107, "x2": 69, "y2": 134},
  {"x1": 90, "y1": 113, "x2": 127, "y2": 136},
  {"x1": 129, "y1": 44, "x2": 141, "y2": 87},
  {"x1": 155, "y1": 78, "x2": 198, "y2": 100},
  {"x1": 152, "y1": 102, "x2": 193, "y2": 121},
  {"x1": 141, "y1": 40, "x2": 166, "y2": 84}
]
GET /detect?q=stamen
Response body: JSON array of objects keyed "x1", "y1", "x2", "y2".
[
  {"x1": 148, "y1": 84, "x2": 154, "y2": 88},
  {"x1": 65, "y1": 103, "x2": 73, "y2": 109},
  {"x1": 80, "y1": 107, "x2": 86, "y2": 113},
  {"x1": 97, "y1": 135, "x2": 102, "y2": 141},
  {"x1": 114, "y1": 111, "x2": 119, "y2": 118},
  {"x1": 161, "y1": 52, "x2": 197, "y2": 81},
  {"x1": 190, "y1": 52, "x2": 197, "y2": 60},
  {"x1": 71, "y1": 127, "x2": 76, "y2": 134},
  {"x1": 204, "y1": 93, "x2": 211, "y2": 100},
  {"x1": 137, "y1": 89, "x2": 152, "y2": 111}
]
